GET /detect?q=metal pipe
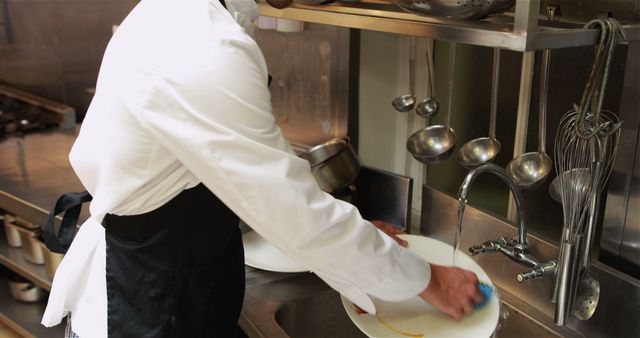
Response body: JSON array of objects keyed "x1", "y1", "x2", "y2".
[
  {"x1": 554, "y1": 240, "x2": 579, "y2": 326},
  {"x1": 459, "y1": 163, "x2": 527, "y2": 246}
]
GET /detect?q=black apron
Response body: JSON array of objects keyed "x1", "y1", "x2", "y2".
[{"x1": 44, "y1": 184, "x2": 245, "y2": 338}]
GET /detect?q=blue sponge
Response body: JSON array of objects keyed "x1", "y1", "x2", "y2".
[{"x1": 474, "y1": 282, "x2": 494, "y2": 310}]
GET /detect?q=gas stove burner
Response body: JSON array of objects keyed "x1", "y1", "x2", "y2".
[{"x1": 0, "y1": 103, "x2": 58, "y2": 137}]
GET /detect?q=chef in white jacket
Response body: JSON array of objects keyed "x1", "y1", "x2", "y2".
[{"x1": 41, "y1": 0, "x2": 483, "y2": 337}]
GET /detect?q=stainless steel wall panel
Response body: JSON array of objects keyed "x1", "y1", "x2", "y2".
[
  {"x1": 620, "y1": 137, "x2": 640, "y2": 266},
  {"x1": 0, "y1": 44, "x2": 65, "y2": 102},
  {"x1": 601, "y1": 39, "x2": 640, "y2": 276},
  {"x1": 254, "y1": 23, "x2": 353, "y2": 147},
  {"x1": 0, "y1": 0, "x2": 138, "y2": 119}
]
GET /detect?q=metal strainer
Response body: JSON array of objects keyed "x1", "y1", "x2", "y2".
[{"x1": 392, "y1": 0, "x2": 515, "y2": 20}]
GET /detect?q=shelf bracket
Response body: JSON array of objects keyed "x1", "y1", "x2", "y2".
[{"x1": 514, "y1": 0, "x2": 540, "y2": 36}]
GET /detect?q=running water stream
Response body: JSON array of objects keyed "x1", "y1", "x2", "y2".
[{"x1": 453, "y1": 197, "x2": 467, "y2": 266}]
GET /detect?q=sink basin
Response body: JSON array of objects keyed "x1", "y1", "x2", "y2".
[
  {"x1": 275, "y1": 290, "x2": 366, "y2": 338},
  {"x1": 241, "y1": 268, "x2": 576, "y2": 338},
  {"x1": 274, "y1": 290, "x2": 564, "y2": 338}
]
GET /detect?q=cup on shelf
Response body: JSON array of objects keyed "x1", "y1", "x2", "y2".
[
  {"x1": 7, "y1": 273, "x2": 45, "y2": 303},
  {"x1": 3, "y1": 219, "x2": 22, "y2": 248},
  {"x1": 14, "y1": 226, "x2": 45, "y2": 265},
  {"x1": 37, "y1": 241, "x2": 64, "y2": 279}
]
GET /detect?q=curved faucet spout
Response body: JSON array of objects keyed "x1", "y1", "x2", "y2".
[{"x1": 458, "y1": 163, "x2": 528, "y2": 248}]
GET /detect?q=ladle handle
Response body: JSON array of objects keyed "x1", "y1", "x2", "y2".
[
  {"x1": 489, "y1": 48, "x2": 501, "y2": 139},
  {"x1": 445, "y1": 42, "x2": 456, "y2": 128},
  {"x1": 425, "y1": 39, "x2": 436, "y2": 99},
  {"x1": 409, "y1": 36, "x2": 416, "y2": 97},
  {"x1": 538, "y1": 49, "x2": 551, "y2": 153}
]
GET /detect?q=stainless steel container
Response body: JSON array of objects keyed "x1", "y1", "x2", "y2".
[
  {"x1": 3, "y1": 220, "x2": 22, "y2": 247},
  {"x1": 299, "y1": 138, "x2": 360, "y2": 194},
  {"x1": 391, "y1": 0, "x2": 515, "y2": 20},
  {"x1": 15, "y1": 226, "x2": 45, "y2": 265},
  {"x1": 8, "y1": 280, "x2": 45, "y2": 303},
  {"x1": 38, "y1": 241, "x2": 65, "y2": 278}
]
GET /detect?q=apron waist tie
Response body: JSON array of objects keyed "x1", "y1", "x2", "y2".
[{"x1": 43, "y1": 191, "x2": 92, "y2": 254}]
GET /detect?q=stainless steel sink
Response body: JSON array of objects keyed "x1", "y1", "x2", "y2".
[
  {"x1": 241, "y1": 268, "x2": 576, "y2": 338},
  {"x1": 273, "y1": 290, "x2": 563, "y2": 338},
  {"x1": 275, "y1": 290, "x2": 366, "y2": 338},
  {"x1": 496, "y1": 302, "x2": 562, "y2": 338}
]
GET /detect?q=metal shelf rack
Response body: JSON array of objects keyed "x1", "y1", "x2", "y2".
[
  {"x1": 259, "y1": 0, "x2": 639, "y2": 224},
  {"x1": 0, "y1": 232, "x2": 63, "y2": 337},
  {"x1": 258, "y1": 0, "x2": 640, "y2": 51}
]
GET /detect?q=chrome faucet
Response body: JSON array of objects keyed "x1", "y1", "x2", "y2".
[{"x1": 459, "y1": 163, "x2": 556, "y2": 282}]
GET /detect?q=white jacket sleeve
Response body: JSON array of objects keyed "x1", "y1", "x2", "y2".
[{"x1": 131, "y1": 32, "x2": 430, "y2": 314}]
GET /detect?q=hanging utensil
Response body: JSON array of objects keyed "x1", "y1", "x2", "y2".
[
  {"x1": 574, "y1": 18, "x2": 625, "y2": 140},
  {"x1": 265, "y1": 0, "x2": 294, "y2": 9},
  {"x1": 392, "y1": 36, "x2": 417, "y2": 113},
  {"x1": 457, "y1": 48, "x2": 502, "y2": 168},
  {"x1": 407, "y1": 42, "x2": 457, "y2": 163},
  {"x1": 552, "y1": 18, "x2": 624, "y2": 324},
  {"x1": 573, "y1": 111, "x2": 620, "y2": 321},
  {"x1": 506, "y1": 49, "x2": 553, "y2": 189},
  {"x1": 415, "y1": 38, "x2": 439, "y2": 119},
  {"x1": 391, "y1": 0, "x2": 515, "y2": 20}
]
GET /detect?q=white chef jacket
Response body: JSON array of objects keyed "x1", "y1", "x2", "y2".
[{"x1": 42, "y1": 0, "x2": 430, "y2": 336}]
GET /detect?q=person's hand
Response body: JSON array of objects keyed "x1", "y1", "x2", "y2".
[
  {"x1": 419, "y1": 263, "x2": 484, "y2": 321},
  {"x1": 370, "y1": 220, "x2": 408, "y2": 247}
]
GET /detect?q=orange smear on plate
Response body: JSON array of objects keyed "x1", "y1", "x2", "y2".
[
  {"x1": 351, "y1": 303, "x2": 424, "y2": 337},
  {"x1": 351, "y1": 304, "x2": 368, "y2": 315},
  {"x1": 375, "y1": 313, "x2": 424, "y2": 338}
]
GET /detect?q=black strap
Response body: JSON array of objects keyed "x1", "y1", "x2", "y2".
[{"x1": 43, "y1": 191, "x2": 93, "y2": 254}]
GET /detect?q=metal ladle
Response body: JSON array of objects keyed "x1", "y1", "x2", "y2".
[
  {"x1": 457, "y1": 48, "x2": 502, "y2": 168},
  {"x1": 415, "y1": 39, "x2": 439, "y2": 118},
  {"x1": 506, "y1": 49, "x2": 553, "y2": 189},
  {"x1": 392, "y1": 36, "x2": 417, "y2": 113},
  {"x1": 407, "y1": 42, "x2": 457, "y2": 163}
]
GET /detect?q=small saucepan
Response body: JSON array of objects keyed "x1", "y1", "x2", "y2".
[{"x1": 299, "y1": 138, "x2": 360, "y2": 194}]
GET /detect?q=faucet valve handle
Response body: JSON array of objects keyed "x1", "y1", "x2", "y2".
[
  {"x1": 516, "y1": 261, "x2": 557, "y2": 283},
  {"x1": 468, "y1": 245, "x2": 484, "y2": 256},
  {"x1": 468, "y1": 240, "x2": 501, "y2": 256}
]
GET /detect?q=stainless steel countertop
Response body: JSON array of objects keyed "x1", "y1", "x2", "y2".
[{"x1": 0, "y1": 128, "x2": 88, "y2": 224}]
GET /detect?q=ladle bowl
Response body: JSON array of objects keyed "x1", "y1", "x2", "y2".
[
  {"x1": 406, "y1": 42, "x2": 458, "y2": 164},
  {"x1": 415, "y1": 38, "x2": 439, "y2": 119},
  {"x1": 507, "y1": 49, "x2": 553, "y2": 190},
  {"x1": 506, "y1": 152, "x2": 553, "y2": 190},
  {"x1": 407, "y1": 125, "x2": 456, "y2": 163},
  {"x1": 415, "y1": 97, "x2": 439, "y2": 118},
  {"x1": 393, "y1": 36, "x2": 417, "y2": 113},
  {"x1": 392, "y1": 94, "x2": 416, "y2": 112},
  {"x1": 457, "y1": 137, "x2": 501, "y2": 168},
  {"x1": 458, "y1": 48, "x2": 502, "y2": 168}
]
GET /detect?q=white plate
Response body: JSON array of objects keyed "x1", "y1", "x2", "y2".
[
  {"x1": 341, "y1": 234, "x2": 500, "y2": 338},
  {"x1": 242, "y1": 230, "x2": 308, "y2": 273}
]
